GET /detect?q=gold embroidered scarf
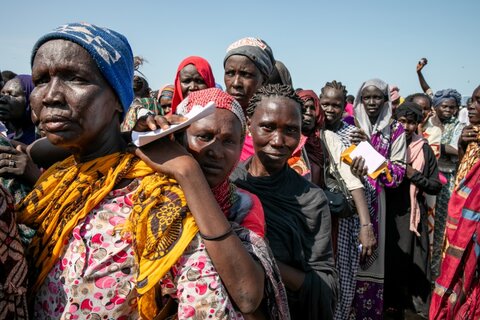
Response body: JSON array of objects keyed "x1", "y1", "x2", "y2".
[{"x1": 16, "y1": 152, "x2": 198, "y2": 319}]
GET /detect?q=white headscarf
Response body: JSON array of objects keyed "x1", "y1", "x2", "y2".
[{"x1": 353, "y1": 78, "x2": 392, "y2": 138}]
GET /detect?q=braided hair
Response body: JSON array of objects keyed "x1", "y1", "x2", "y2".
[
  {"x1": 246, "y1": 84, "x2": 303, "y2": 117},
  {"x1": 319, "y1": 80, "x2": 348, "y2": 101}
]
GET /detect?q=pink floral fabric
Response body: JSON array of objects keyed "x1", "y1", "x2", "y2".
[
  {"x1": 160, "y1": 234, "x2": 244, "y2": 319},
  {"x1": 34, "y1": 180, "x2": 140, "y2": 319}
]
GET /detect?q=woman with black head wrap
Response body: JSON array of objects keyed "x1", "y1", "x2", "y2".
[{"x1": 383, "y1": 102, "x2": 442, "y2": 318}]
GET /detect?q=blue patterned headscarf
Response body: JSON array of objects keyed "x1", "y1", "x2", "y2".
[
  {"x1": 30, "y1": 22, "x2": 134, "y2": 114},
  {"x1": 432, "y1": 89, "x2": 461, "y2": 107}
]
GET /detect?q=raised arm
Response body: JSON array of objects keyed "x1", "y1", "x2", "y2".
[
  {"x1": 135, "y1": 139, "x2": 265, "y2": 315},
  {"x1": 416, "y1": 58, "x2": 432, "y2": 95}
]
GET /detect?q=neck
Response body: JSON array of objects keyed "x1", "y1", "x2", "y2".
[
  {"x1": 74, "y1": 124, "x2": 126, "y2": 163},
  {"x1": 326, "y1": 120, "x2": 342, "y2": 131},
  {"x1": 368, "y1": 115, "x2": 379, "y2": 124},
  {"x1": 248, "y1": 155, "x2": 284, "y2": 177}
]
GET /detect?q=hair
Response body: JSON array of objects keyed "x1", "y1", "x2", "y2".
[
  {"x1": 404, "y1": 93, "x2": 432, "y2": 107},
  {"x1": 246, "y1": 84, "x2": 303, "y2": 117},
  {"x1": 320, "y1": 80, "x2": 348, "y2": 101},
  {"x1": 1, "y1": 70, "x2": 17, "y2": 83}
]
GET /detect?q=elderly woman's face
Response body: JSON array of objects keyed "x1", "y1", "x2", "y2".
[
  {"x1": 224, "y1": 55, "x2": 265, "y2": 109},
  {"x1": 179, "y1": 64, "x2": 208, "y2": 98},
  {"x1": 0, "y1": 78, "x2": 27, "y2": 122},
  {"x1": 468, "y1": 87, "x2": 480, "y2": 125},
  {"x1": 361, "y1": 85, "x2": 386, "y2": 120},
  {"x1": 435, "y1": 98, "x2": 457, "y2": 121},
  {"x1": 249, "y1": 96, "x2": 302, "y2": 173},
  {"x1": 30, "y1": 40, "x2": 121, "y2": 152},
  {"x1": 185, "y1": 108, "x2": 243, "y2": 187}
]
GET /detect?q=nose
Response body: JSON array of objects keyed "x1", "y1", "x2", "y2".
[
  {"x1": 205, "y1": 139, "x2": 223, "y2": 159},
  {"x1": 231, "y1": 74, "x2": 242, "y2": 89},
  {"x1": 270, "y1": 130, "x2": 285, "y2": 148},
  {"x1": 42, "y1": 78, "x2": 65, "y2": 107}
]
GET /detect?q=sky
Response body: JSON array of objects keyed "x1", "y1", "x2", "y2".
[{"x1": 2, "y1": 0, "x2": 479, "y2": 100}]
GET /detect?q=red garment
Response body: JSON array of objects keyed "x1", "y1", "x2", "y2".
[
  {"x1": 430, "y1": 160, "x2": 480, "y2": 319},
  {"x1": 237, "y1": 188, "x2": 266, "y2": 238},
  {"x1": 171, "y1": 56, "x2": 216, "y2": 114}
]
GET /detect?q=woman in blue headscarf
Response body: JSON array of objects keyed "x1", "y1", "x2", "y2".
[{"x1": 421, "y1": 88, "x2": 464, "y2": 279}]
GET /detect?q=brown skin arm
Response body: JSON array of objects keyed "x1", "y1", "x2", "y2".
[
  {"x1": 350, "y1": 188, "x2": 376, "y2": 261},
  {"x1": 276, "y1": 260, "x2": 305, "y2": 291},
  {"x1": 416, "y1": 59, "x2": 431, "y2": 94},
  {"x1": 135, "y1": 140, "x2": 265, "y2": 314}
]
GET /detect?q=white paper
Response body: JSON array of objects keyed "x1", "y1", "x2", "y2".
[
  {"x1": 132, "y1": 101, "x2": 216, "y2": 147},
  {"x1": 349, "y1": 141, "x2": 386, "y2": 174}
]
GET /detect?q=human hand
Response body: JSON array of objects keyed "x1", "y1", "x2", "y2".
[
  {"x1": 349, "y1": 129, "x2": 368, "y2": 145},
  {"x1": 133, "y1": 114, "x2": 187, "y2": 132},
  {"x1": 459, "y1": 125, "x2": 479, "y2": 148},
  {"x1": 416, "y1": 57, "x2": 428, "y2": 72},
  {"x1": 350, "y1": 156, "x2": 368, "y2": 178},
  {"x1": 358, "y1": 224, "x2": 376, "y2": 261},
  {"x1": 0, "y1": 145, "x2": 41, "y2": 185},
  {"x1": 133, "y1": 138, "x2": 199, "y2": 181},
  {"x1": 406, "y1": 164, "x2": 416, "y2": 179}
]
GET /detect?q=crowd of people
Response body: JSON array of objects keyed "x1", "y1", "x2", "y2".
[{"x1": 0, "y1": 22, "x2": 478, "y2": 320}]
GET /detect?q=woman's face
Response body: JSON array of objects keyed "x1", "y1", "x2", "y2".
[
  {"x1": 249, "y1": 96, "x2": 302, "y2": 173},
  {"x1": 160, "y1": 96, "x2": 172, "y2": 115},
  {"x1": 397, "y1": 116, "x2": 418, "y2": 141},
  {"x1": 0, "y1": 78, "x2": 27, "y2": 122},
  {"x1": 301, "y1": 98, "x2": 316, "y2": 133},
  {"x1": 185, "y1": 108, "x2": 243, "y2": 187},
  {"x1": 224, "y1": 55, "x2": 265, "y2": 109},
  {"x1": 435, "y1": 98, "x2": 457, "y2": 121},
  {"x1": 412, "y1": 96, "x2": 432, "y2": 121},
  {"x1": 361, "y1": 85, "x2": 386, "y2": 120},
  {"x1": 468, "y1": 87, "x2": 480, "y2": 125},
  {"x1": 179, "y1": 64, "x2": 208, "y2": 98},
  {"x1": 30, "y1": 40, "x2": 122, "y2": 153},
  {"x1": 320, "y1": 87, "x2": 345, "y2": 126}
]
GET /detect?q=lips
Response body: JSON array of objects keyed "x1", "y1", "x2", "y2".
[{"x1": 41, "y1": 114, "x2": 73, "y2": 132}]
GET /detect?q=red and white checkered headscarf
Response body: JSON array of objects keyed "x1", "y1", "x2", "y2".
[{"x1": 176, "y1": 88, "x2": 246, "y2": 139}]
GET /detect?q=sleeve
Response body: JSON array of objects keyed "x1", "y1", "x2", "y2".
[
  {"x1": 410, "y1": 144, "x2": 442, "y2": 195},
  {"x1": 239, "y1": 191, "x2": 266, "y2": 238},
  {"x1": 380, "y1": 126, "x2": 407, "y2": 188},
  {"x1": 324, "y1": 131, "x2": 364, "y2": 191},
  {"x1": 447, "y1": 122, "x2": 465, "y2": 149},
  {"x1": 297, "y1": 188, "x2": 338, "y2": 320}
]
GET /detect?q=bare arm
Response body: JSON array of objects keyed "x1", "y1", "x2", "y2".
[
  {"x1": 350, "y1": 188, "x2": 376, "y2": 259},
  {"x1": 416, "y1": 59, "x2": 431, "y2": 94},
  {"x1": 135, "y1": 140, "x2": 265, "y2": 314}
]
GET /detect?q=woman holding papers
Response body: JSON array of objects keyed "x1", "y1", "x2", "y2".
[{"x1": 348, "y1": 78, "x2": 407, "y2": 319}]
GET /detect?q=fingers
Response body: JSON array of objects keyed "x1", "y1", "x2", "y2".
[
  {"x1": 165, "y1": 115, "x2": 188, "y2": 125},
  {"x1": 154, "y1": 115, "x2": 172, "y2": 130}
]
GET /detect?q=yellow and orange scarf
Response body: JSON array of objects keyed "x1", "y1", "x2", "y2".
[{"x1": 16, "y1": 152, "x2": 198, "y2": 319}]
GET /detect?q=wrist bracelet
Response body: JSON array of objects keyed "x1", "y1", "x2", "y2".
[
  {"x1": 199, "y1": 225, "x2": 233, "y2": 241},
  {"x1": 361, "y1": 223, "x2": 373, "y2": 228}
]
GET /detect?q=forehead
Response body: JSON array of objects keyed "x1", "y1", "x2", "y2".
[
  {"x1": 255, "y1": 96, "x2": 302, "y2": 121},
  {"x1": 362, "y1": 85, "x2": 384, "y2": 96},
  {"x1": 437, "y1": 98, "x2": 457, "y2": 107},
  {"x1": 224, "y1": 55, "x2": 259, "y2": 72},
  {"x1": 32, "y1": 39, "x2": 98, "y2": 74},
  {"x1": 1, "y1": 78, "x2": 22, "y2": 92},
  {"x1": 189, "y1": 108, "x2": 242, "y2": 133},
  {"x1": 180, "y1": 64, "x2": 200, "y2": 76}
]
